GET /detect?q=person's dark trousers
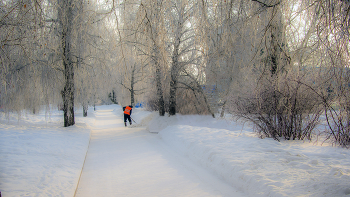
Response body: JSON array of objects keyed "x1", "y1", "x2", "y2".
[{"x1": 124, "y1": 114, "x2": 132, "y2": 126}]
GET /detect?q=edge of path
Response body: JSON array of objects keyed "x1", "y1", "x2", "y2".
[{"x1": 73, "y1": 130, "x2": 92, "y2": 197}]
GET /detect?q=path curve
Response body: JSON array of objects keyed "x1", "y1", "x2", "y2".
[{"x1": 75, "y1": 107, "x2": 244, "y2": 197}]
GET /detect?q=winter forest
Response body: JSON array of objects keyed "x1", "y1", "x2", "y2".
[{"x1": 1, "y1": 0, "x2": 350, "y2": 147}]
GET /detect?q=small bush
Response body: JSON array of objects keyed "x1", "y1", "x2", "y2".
[{"x1": 229, "y1": 75, "x2": 323, "y2": 141}]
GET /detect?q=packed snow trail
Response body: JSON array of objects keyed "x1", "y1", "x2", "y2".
[{"x1": 75, "y1": 107, "x2": 244, "y2": 197}]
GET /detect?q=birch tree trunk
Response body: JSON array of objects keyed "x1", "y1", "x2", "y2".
[
  {"x1": 130, "y1": 67, "x2": 135, "y2": 106},
  {"x1": 59, "y1": 0, "x2": 75, "y2": 127},
  {"x1": 155, "y1": 64, "x2": 165, "y2": 116},
  {"x1": 169, "y1": 42, "x2": 179, "y2": 115},
  {"x1": 152, "y1": 2, "x2": 166, "y2": 117},
  {"x1": 168, "y1": 3, "x2": 185, "y2": 116},
  {"x1": 77, "y1": 0, "x2": 88, "y2": 117},
  {"x1": 137, "y1": 1, "x2": 166, "y2": 116}
]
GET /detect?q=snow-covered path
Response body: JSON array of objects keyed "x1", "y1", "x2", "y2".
[{"x1": 75, "y1": 108, "x2": 244, "y2": 197}]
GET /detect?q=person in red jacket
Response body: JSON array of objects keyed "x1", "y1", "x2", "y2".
[{"x1": 123, "y1": 105, "x2": 133, "y2": 127}]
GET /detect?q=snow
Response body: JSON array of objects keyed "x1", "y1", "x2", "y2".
[
  {"x1": 1, "y1": 104, "x2": 350, "y2": 196},
  {"x1": 75, "y1": 106, "x2": 242, "y2": 196},
  {"x1": 0, "y1": 107, "x2": 92, "y2": 197}
]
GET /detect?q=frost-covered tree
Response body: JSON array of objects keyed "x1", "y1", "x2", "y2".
[
  {"x1": 166, "y1": 0, "x2": 202, "y2": 116},
  {"x1": 304, "y1": 0, "x2": 350, "y2": 147},
  {"x1": 1, "y1": 0, "x2": 119, "y2": 126},
  {"x1": 57, "y1": 0, "x2": 76, "y2": 126},
  {"x1": 0, "y1": 0, "x2": 61, "y2": 114},
  {"x1": 131, "y1": 0, "x2": 167, "y2": 116},
  {"x1": 75, "y1": 0, "x2": 118, "y2": 116},
  {"x1": 118, "y1": 47, "x2": 149, "y2": 106}
]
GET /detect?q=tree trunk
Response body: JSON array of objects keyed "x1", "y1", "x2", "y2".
[
  {"x1": 168, "y1": 4, "x2": 185, "y2": 116},
  {"x1": 60, "y1": 0, "x2": 75, "y2": 127},
  {"x1": 169, "y1": 35, "x2": 181, "y2": 116},
  {"x1": 156, "y1": 66, "x2": 165, "y2": 116},
  {"x1": 130, "y1": 67, "x2": 135, "y2": 106},
  {"x1": 153, "y1": 45, "x2": 165, "y2": 116},
  {"x1": 83, "y1": 103, "x2": 88, "y2": 117},
  {"x1": 169, "y1": 62, "x2": 178, "y2": 116},
  {"x1": 169, "y1": 79, "x2": 177, "y2": 115},
  {"x1": 77, "y1": 0, "x2": 86, "y2": 117}
]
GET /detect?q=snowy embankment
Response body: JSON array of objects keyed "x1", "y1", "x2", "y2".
[
  {"x1": 147, "y1": 112, "x2": 350, "y2": 197},
  {"x1": 0, "y1": 107, "x2": 93, "y2": 197}
]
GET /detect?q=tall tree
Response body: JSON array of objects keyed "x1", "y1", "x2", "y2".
[
  {"x1": 58, "y1": 0, "x2": 76, "y2": 127},
  {"x1": 167, "y1": 0, "x2": 198, "y2": 116},
  {"x1": 132, "y1": 0, "x2": 167, "y2": 115}
]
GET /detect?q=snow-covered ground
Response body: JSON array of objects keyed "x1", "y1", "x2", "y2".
[
  {"x1": 152, "y1": 114, "x2": 350, "y2": 196},
  {"x1": 1, "y1": 104, "x2": 350, "y2": 196},
  {"x1": 0, "y1": 107, "x2": 93, "y2": 197}
]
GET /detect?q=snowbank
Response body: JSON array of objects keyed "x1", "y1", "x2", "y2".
[
  {"x1": 154, "y1": 114, "x2": 350, "y2": 197},
  {"x1": 0, "y1": 107, "x2": 93, "y2": 197}
]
